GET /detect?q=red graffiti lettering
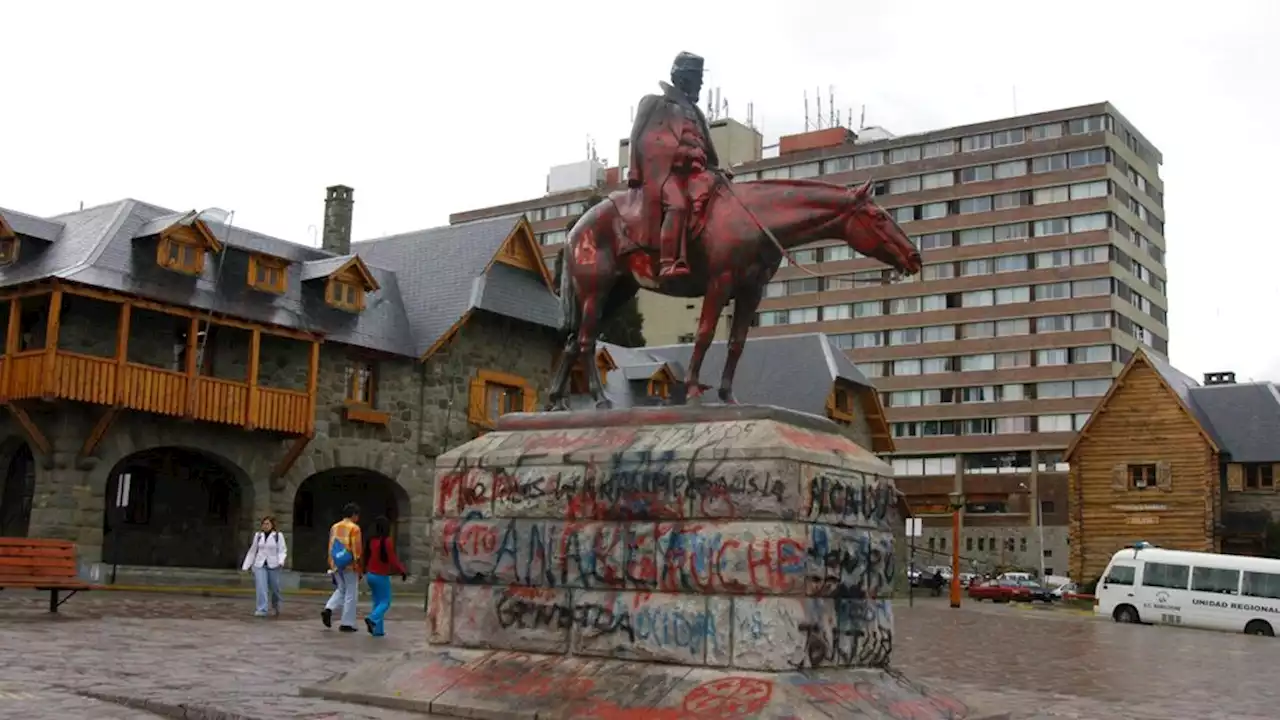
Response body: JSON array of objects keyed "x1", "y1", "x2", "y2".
[{"x1": 682, "y1": 677, "x2": 774, "y2": 718}]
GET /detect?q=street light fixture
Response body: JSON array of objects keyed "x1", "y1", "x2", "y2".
[{"x1": 947, "y1": 491, "x2": 965, "y2": 609}]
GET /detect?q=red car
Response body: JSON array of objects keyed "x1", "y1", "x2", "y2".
[{"x1": 966, "y1": 579, "x2": 1032, "y2": 603}]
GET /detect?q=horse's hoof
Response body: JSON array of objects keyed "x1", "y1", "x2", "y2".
[
  {"x1": 594, "y1": 399, "x2": 614, "y2": 410},
  {"x1": 718, "y1": 390, "x2": 738, "y2": 405}
]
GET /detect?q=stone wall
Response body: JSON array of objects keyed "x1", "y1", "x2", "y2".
[{"x1": 426, "y1": 408, "x2": 898, "y2": 672}]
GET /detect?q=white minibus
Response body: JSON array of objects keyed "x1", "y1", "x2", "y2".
[{"x1": 1096, "y1": 543, "x2": 1280, "y2": 636}]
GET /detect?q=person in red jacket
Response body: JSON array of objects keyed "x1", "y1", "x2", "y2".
[{"x1": 363, "y1": 516, "x2": 407, "y2": 637}]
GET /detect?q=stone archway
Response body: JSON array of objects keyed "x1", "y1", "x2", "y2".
[
  {"x1": 101, "y1": 446, "x2": 254, "y2": 569},
  {"x1": 291, "y1": 468, "x2": 411, "y2": 573},
  {"x1": 0, "y1": 439, "x2": 35, "y2": 537}
]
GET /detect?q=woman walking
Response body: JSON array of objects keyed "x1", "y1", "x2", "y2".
[
  {"x1": 363, "y1": 516, "x2": 406, "y2": 637},
  {"x1": 241, "y1": 515, "x2": 287, "y2": 617}
]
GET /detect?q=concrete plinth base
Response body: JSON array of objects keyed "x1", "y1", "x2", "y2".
[{"x1": 300, "y1": 647, "x2": 1007, "y2": 719}]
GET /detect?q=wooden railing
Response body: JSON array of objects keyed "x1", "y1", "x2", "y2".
[
  {"x1": 9, "y1": 351, "x2": 45, "y2": 400},
  {"x1": 0, "y1": 350, "x2": 311, "y2": 435},
  {"x1": 194, "y1": 377, "x2": 249, "y2": 426},
  {"x1": 257, "y1": 387, "x2": 309, "y2": 433}
]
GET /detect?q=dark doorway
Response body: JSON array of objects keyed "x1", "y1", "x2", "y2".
[
  {"x1": 292, "y1": 468, "x2": 410, "y2": 573},
  {"x1": 102, "y1": 447, "x2": 250, "y2": 569},
  {"x1": 0, "y1": 442, "x2": 35, "y2": 537}
]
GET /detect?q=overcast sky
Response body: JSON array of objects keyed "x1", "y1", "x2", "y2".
[{"x1": 5, "y1": 1, "x2": 1277, "y2": 381}]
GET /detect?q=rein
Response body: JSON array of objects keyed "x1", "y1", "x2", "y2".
[{"x1": 720, "y1": 179, "x2": 823, "y2": 279}]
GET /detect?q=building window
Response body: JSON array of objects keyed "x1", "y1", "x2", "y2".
[
  {"x1": 1245, "y1": 463, "x2": 1275, "y2": 490},
  {"x1": 468, "y1": 369, "x2": 535, "y2": 429},
  {"x1": 1031, "y1": 123, "x2": 1064, "y2": 141},
  {"x1": 960, "y1": 165, "x2": 993, "y2": 183},
  {"x1": 1129, "y1": 463, "x2": 1157, "y2": 490},
  {"x1": 157, "y1": 235, "x2": 205, "y2": 275},
  {"x1": 993, "y1": 129, "x2": 1025, "y2": 148},
  {"x1": 966, "y1": 537, "x2": 974, "y2": 551},
  {"x1": 326, "y1": 279, "x2": 364, "y2": 311},
  {"x1": 248, "y1": 255, "x2": 288, "y2": 294},
  {"x1": 343, "y1": 361, "x2": 375, "y2": 405},
  {"x1": 921, "y1": 171, "x2": 954, "y2": 189},
  {"x1": 1032, "y1": 154, "x2": 1067, "y2": 174}
]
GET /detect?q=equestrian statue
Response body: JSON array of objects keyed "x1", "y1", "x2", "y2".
[{"x1": 546, "y1": 51, "x2": 922, "y2": 411}]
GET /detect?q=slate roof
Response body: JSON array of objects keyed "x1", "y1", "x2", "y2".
[
  {"x1": 574, "y1": 332, "x2": 876, "y2": 416},
  {"x1": 0, "y1": 199, "x2": 560, "y2": 359},
  {"x1": 1187, "y1": 382, "x2": 1280, "y2": 463},
  {"x1": 353, "y1": 215, "x2": 561, "y2": 357},
  {"x1": 0, "y1": 206, "x2": 64, "y2": 243}
]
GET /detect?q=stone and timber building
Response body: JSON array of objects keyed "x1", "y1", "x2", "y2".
[{"x1": 0, "y1": 186, "x2": 563, "y2": 586}]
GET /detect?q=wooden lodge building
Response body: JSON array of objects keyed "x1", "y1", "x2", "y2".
[
  {"x1": 0, "y1": 186, "x2": 566, "y2": 583},
  {"x1": 1065, "y1": 350, "x2": 1280, "y2": 583}
]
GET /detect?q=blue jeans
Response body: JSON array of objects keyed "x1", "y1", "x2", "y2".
[
  {"x1": 324, "y1": 568, "x2": 359, "y2": 628},
  {"x1": 366, "y1": 573, "x2": 392, "y2": 636},
  {"x1": 252, "y1": 565, "x2": 282, "y2": 615}
]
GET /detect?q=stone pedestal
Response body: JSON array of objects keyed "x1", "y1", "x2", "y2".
[{"x1": 303, "y1": 405, "x2": 1006, "y2": 719}]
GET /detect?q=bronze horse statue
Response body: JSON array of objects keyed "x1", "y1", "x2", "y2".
[{"x1": 546, "y1": 176, "x2": 922, "y2": 410}]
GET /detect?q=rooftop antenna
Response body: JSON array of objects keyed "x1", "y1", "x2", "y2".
[
  {"x1": 815, "y1": 87, "x2": 824, "y2": 130},
  {"x1": 829, "y1": 85, "x2": 836, "y2": 128},
  {"x1": 803, "y1": 90, "x2": 810, "y2": 131},
  {"x1": 746, "y1": 101, "x2": 755, "y2": 129},
  {"x1": 859, "y1": 104, "x2": 867, "y2": 130}
]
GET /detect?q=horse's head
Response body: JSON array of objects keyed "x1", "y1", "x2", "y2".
[{"x1": 844, "y1": 180, "x2": 922, "y2": 277}]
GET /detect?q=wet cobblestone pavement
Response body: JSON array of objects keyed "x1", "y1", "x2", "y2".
[{"x1": 0, "y1": 590, "x2": 1274, "y2": 718}]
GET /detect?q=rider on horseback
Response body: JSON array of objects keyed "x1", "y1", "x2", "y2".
[{"x1": 627, "y1": 51, "x2": 731, "y2": 279}]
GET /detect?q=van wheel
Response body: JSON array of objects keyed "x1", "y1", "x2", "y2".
[
  {"x1": 1113, "y1": 605, "x2": 1140, "y2": 624},
  {"x1": 1245, "y1": 620, "x2": 1274, "y2": 637}
]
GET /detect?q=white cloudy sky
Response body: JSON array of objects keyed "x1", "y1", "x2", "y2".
[{"x1": 4, "y1": 1, "x2": 1277, "y2": 380}]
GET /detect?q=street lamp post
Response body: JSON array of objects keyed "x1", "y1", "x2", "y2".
[{"x1": 948, "y1": 491, "x2": 965, "y2": 609}]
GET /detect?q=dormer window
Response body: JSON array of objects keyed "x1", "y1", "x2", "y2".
[
  {"x1": 828, "y1": 386, "x2": 856, "y2": 424},
  {"x1": 326, "y1": 278, "x2": 364, "y2": 311},
  {"x1": 248, "y1": 255, "x2": 288, "y2": 294},
  {"x1": 158, "y1": 235, "x2": 204, "y2": 274},
  {"x1": 302, "y1": 254, "x2": 379, "y2": 313},
  {"x1": 0, "y1": 236, "x2": 17, "y2": 266}
]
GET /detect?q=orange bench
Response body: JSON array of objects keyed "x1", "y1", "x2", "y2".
[{"x1": 0, "y1": 538, "x2": 98, "y2": 612}]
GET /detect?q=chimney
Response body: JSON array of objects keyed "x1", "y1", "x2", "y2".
[
  {"x1": 322, "y1": 185, "x2": 354, "y2": 255},
  {"x1": 1204, "y1": 371, "x2": 1237, "y2": 386}
]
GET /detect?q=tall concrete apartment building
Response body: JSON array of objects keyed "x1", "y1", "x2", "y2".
[{"x1": 451, "y1": 102, "x2": 1167, "y2": 576}]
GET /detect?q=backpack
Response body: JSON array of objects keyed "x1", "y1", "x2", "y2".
[{"x1": 331, "y1": 537, "x2": 353, "y2": 571}]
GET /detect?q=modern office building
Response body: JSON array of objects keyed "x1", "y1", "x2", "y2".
[{"x1": 452, "y1": 101, "x2": 1167, "y2": 575}]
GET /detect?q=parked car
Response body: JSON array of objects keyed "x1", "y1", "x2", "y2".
[
  {"x1": 958, "y1": 572, "x2": 976, "y2": 587},
  {"x1": 967, "y1": 579, "x2": 1032, "y2": 603},
  {"x1": 1015, "y1": 579, "x2": 1056, "y2": 603},
  {"x1": 1051, "y1": 581, "x2": 1079, "y2": 599}
]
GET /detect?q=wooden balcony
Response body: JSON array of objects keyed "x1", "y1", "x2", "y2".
[{"x1": 0, "y1": 283, "x2": 320, "y2": 439}]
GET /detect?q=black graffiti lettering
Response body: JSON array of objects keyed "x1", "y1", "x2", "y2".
[
  {"x1": 807, "y1": 474, "x2": 894, "y2": 524},
  {"x1": 493, "y1": 593, "x2": 635, "y2": 642}
]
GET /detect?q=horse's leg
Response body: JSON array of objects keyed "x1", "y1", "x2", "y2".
[
  {"x1": 579, "y1": 288, "x2": 613, "y2": 410},
  {"x1": 546, "y1": 332, "x2": 579, "y2": 411},
  {"x1": 685, "y1": 271, "x2": 732, "y2": 403},
  {"x1": 718, "y1": 284, "x2": 763, "y2": 404}
]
